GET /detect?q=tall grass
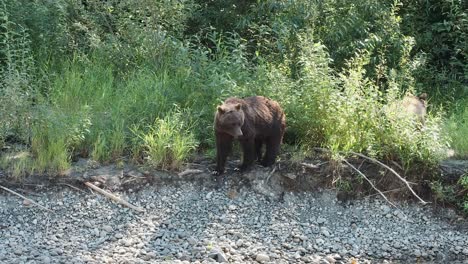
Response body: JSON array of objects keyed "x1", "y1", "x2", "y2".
[
  {"x1": 0, "y1": 0, "x2": 460, "y2": 178},
  {"x1": 6, "y1": 33, "x2": 251, "y2": 174},
  {"x1": 445, "y1": 102, "x2": 468, "y2": 158},
  {"x1": 132, "y1": 110, "x2": 198, "y2": 170}
]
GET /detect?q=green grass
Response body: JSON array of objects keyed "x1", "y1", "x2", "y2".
[
  {"x1": 444, "y1": 102, "x2": 468, "y2": 158},
  {"x1": 0, "y1": 8, "x2": 459, "y2": 177},
  {"x1": 131, "y1": 110, "x2": 198, "y2": 170}
]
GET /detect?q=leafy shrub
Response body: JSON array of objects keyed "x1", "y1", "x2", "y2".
[
  {"x1": 0, "y1": 0, "x2": 460, "y2": 178},
  {"x1": 401, "y1": 0, "x2": 467, "y2": 97},
  {"x1": 269, "y1": 32, "x2": 449, "y2": 168},
  {"x1": 29, "y1": 106, "x2": 91, "y2": 174},
  {"x1": 444, "y1": 102, "x2": 468, "y2": 158},
  {"x1": 0, "y1": 0, "x2": 36, "y2": 146},
  {"x1": 132, "y1": 110, "x2": 198, "y2": 170}
]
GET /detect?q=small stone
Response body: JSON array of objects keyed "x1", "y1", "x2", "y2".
[
  {"x1": 317, "y1": 218, "x2": 326, "y2": 225},
  {"x1": 83, "y1": 220, "x2": 92, "y2": 228},
  {"x1": 235, "y1": 239, "x2": 244, "y2": 248},
  {"x1": 22, "y1": 199, "x2": 32, "y2": 206},
  {"x1": 102, "y1": 225, "x2": 113, "y2": 232},
  {"x1": 325, "y1": 255, "x2": 336, "y2": 263},
  {"x1": 124, "y1": 240, "x2": 133, "y2": 247},
  {"x1": 256, "y1": 253, "x2": 270, "y2": 262},
  {"x1": 463, "y1": 248, "x2": 468, "y2": 255},
  {"x1": 187, "y1": 237, "x2": 197, "y2": 245},
  {"x1": 321, "y1": 228, "x2": 331, "y2": 237},
  {"x1": 41, "y1": 256, "x2": 51, "y2": 264},
  {"x1": 208, "y1": 248, "x2": 228, "y2": 263},
  {"x1": 228, "y1": 205, "x2": 237, "y2": 210},
  {"x1": 332, "y1": 254, "x2": 341, "y2": 260},
  {"x1": 216, "y1": 252, "x2": 228, "y2": 262}
]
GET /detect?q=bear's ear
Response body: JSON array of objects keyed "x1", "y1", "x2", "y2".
[
  {"x1": 217, "y1": 106, "x2": 225, "y2": 114},
  {"x1": 235, "y1": 103, "x2": 241, "y2": 111},
  {"x1": 418, "y1": 93, "x2": 427, "y2": 101}
]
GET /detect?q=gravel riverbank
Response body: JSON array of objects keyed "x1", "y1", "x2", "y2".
[{"x1": 1, "y1": 180, "x2": 467, "y2": 264}]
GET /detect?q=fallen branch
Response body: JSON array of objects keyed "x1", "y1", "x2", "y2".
[
  {"x1": 313, "y1": 147, "x2": 428, "y2": 205},
  {"x1": 178, "y1": 169, "x2": 203, "y2": 177},
  {"x1": 300, "y1": 162, "x2": 320, "y2": 169},
  {"x1": 390, "y1": 160, "x2": 404, "y2": 171},
  {"x1": 84, "y1": 182, "x2": 145, "y2": 212},
  {"x1": 348, "y1": 151, "x2": 428, "y2": 205},
  {"x1": 0, "y1": 185, "x2": 53, "y2": 212},
  {"x1": 265, "y1": 166, "x2": 277, "y2": 184},
  {"x1": 341, "y1": 158, "x2": 397, "y2": 208}
]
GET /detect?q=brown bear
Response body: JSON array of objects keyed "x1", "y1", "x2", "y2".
[
  {"x1": 385, "y1": 92, "x2": 428, "y2": 128},
  {"x1": 401, "y1": 93, "x2": 427, "y2": 126},
  {"x1": 213, "y1": 96, "x2": 286, "y2": 175}
]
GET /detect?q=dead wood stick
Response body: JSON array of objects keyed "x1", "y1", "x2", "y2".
[
  {"x1": 342, "y1": 159, "x2": 397, "y2": 208},
  {"x1": 84, "y1": 182, "x2": 145, "y2": 212},
  {"x1": 314, "y1": 147, "x2": 428, "y2": 205},
  {"x1": 300, "y1": 162, "x2": 320, "y2": 169},
  {"x1": 178, "y1": 169, "x2": 203, "y2": 177},
  {"x1": 0, "y1": 185, "x2": 53, "y2": 212},
  {"x1": 348, "y1": 151, "x2": 428, "y2": 205},
  {"x1": 266, "y1": 166, "x2": 277, "y2": 184}
]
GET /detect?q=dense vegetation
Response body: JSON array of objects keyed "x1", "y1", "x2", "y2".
[{"x1": 0, "y1": 0, "x2": 466, "y2": 210}]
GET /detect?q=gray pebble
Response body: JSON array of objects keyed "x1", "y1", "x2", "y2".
[{"x1": 256, "y1": 253, "x2": 270, "y2": 262}]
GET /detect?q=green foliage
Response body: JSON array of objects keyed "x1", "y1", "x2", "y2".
[
  {"x1": 444, "y1": 102, "x2": 468, "y2": 158},
  {"x1": 431, "y1": 180, "x2": 456, "y2": 204},
  {"x1": 431, "y1": 173, "x2": 468, "y2": 215},
  {"x1": 0, "y1": 0, "x2": 462, "y2": 188},
  {"x1": 400, "y1": 0, "x2": 467, "y2": 100},
  {"x1": 29, "y1": 106, "x2": 91, "y2": 174},
  {"x1": 0, "y1": 0, "x2": 36, "y2": 145},
  {"x1": 460, "y1": 174, "x2": 468, "y2": 215},
  {"x1": 270, "y1": 32, "x2": 449, "y2": 168},
  {"x1": 132, "y1": 110, "x2": 198, "y2": 170}
]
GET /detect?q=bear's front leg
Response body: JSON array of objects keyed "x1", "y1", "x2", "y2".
[
  {"x1": 214, "y1": 132, "x2": 233, "y2": 175},
  {"x1": 239, "y1": 138, "x2": 256, "y2": 171}
]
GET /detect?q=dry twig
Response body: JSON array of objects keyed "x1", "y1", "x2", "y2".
[
  {"x1": 313, "y1": 147, "x2": 428, "y2": 205},
  {"x1": 300, "y1": 162, "x2": 320, "y2": 169},
  {"x1": 265, "y1": 166, "x2": 277, "y2": 184},
  {"x1": 342, "y1": 158, "x2": 397, "y2": 208},
  {"x1": 0, "y1": 185, "x2": 53, "y2": 212},
  {"x1": 178, "y1": 169, "x2": 203, "y2": 177},
  {"x1": 84, "y1": 182, "x2": 145, "y2": 212},
  {"x1": 348, "y1": 151, "x2": 428, "y2": 205}
]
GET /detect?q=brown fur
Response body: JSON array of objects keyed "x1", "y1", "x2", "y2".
[
  {"x1": 401, "y1": 93, "x2": 427, "y2": 125},
  {"x1": 214, "y1": 96, "x2": 286, "y2": 175}
]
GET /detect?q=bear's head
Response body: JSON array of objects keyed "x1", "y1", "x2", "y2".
[{"x1": 215, "y1": 103, "x2": 245, "y2": 138}]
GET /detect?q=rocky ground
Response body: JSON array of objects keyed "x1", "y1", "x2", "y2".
[{"x1": 1, "y1": 167, "x2": 468, "y2": 264}]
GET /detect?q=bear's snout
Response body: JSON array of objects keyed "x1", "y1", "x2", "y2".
[{"x1": 233, "y1": 127, "x2": 243, "y2": 138}]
